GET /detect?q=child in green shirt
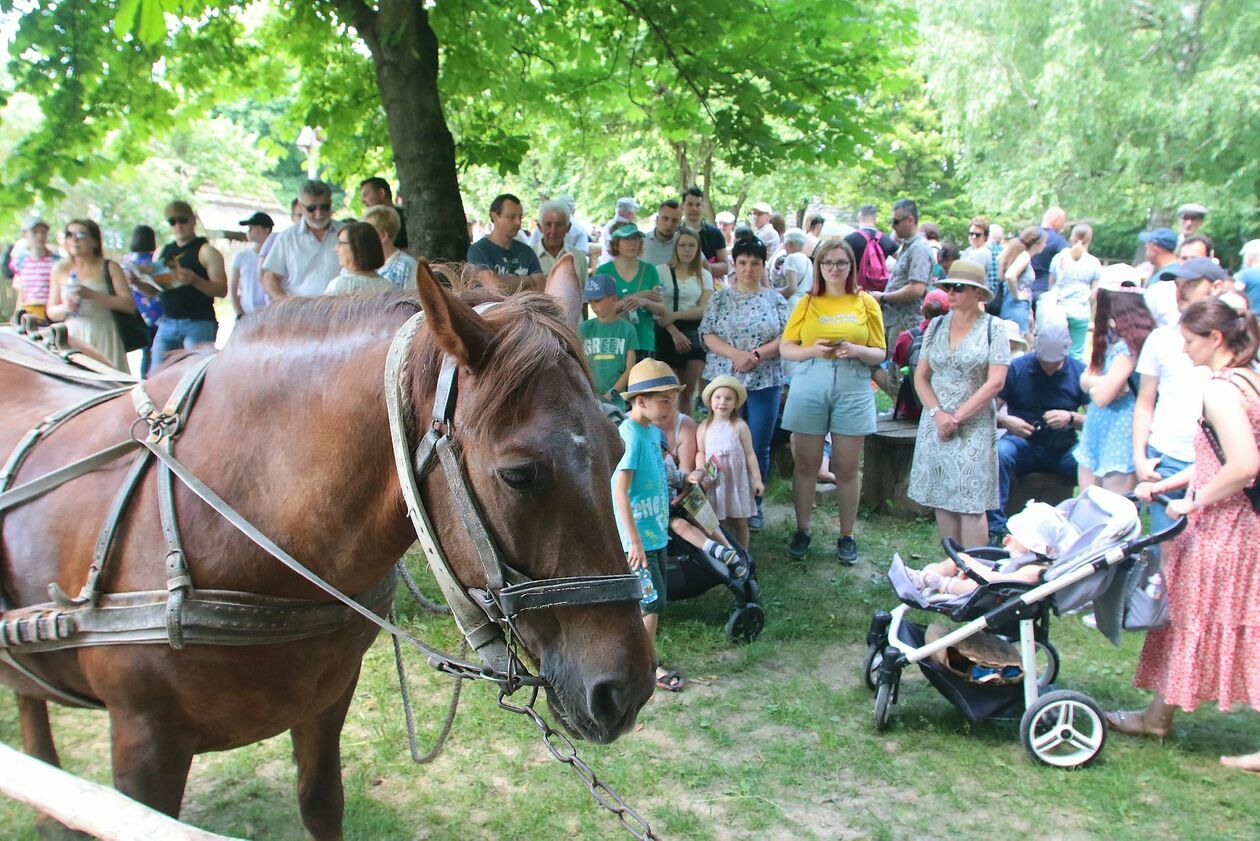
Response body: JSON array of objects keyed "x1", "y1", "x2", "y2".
[{"x1": 578, "y1": 273, "x2": 639, "y2": 405}]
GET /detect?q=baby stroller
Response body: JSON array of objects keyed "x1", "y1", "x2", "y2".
[
  {"x1": 664, "y1": 466, "x2": 764, "y2": 644},
  {"x1": 862, "y1": 487, "x2": 1186, "y2": 768}
]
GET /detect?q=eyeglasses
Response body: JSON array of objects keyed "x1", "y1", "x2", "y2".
[
  {"x1": 167, "y1": 216, "x2": 191, "y2": 226},
  {"x1": 820, "y1": 260, "x2": 851, "y2": 270},
  {"x1": 968, "y1": 230, "x2": 985, "y2": 238},
  {"x1": 891, "y1": 215, "x2": 910, "y2": 225},
  {"x1": 938, "y1": 283, "x2": 967, "y2": 293},
  {"x1": 65, "y1": 229, "x2": 91, "y2": 240},
  {"x1": 305, "y1": 203, "x2": 333, "y2": 213}
]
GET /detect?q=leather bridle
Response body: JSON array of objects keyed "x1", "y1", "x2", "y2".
[{"x1": 384, "y1": 305, "x2": 642, "y2": 683}]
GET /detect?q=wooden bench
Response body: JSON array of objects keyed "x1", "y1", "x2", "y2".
[
  {"x1": 859, "y1": 417, "x2": 928, "y2": 519},
  {"x1": 1006, "y1": 471, "x2": 1077, "y2": 514}
]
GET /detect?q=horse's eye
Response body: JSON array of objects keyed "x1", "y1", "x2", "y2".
[{"x1": 497, "y1": 463, "x2": 540, "y2": 490}]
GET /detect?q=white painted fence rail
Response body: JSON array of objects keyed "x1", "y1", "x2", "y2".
[{"x1": 0, "y1": 742, "x2": 245, "y2": 840}]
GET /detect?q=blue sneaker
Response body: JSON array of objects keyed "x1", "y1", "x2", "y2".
[
  {"x1": 836, "y1": 535, "x2": 858, "y2": 565},
  {"x1": 749, "y1": 499, "x2": 764, "y2": 531},
  {"x1": 788, "y1": 531, "x2": 811, "y2": 559}
]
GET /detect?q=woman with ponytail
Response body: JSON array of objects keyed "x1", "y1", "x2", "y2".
[
  {"x1": 1048, "y1": 223, "x2": 1101, "y2": 359},
  {"x1": 996, "y1": 226, "x2": 1046, "y2": 339},
  {"x1": 1109, "y1": 293, "x2": 1260, "y2": 773}
]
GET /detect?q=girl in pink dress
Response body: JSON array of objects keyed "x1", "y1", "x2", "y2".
[
  {"x1": 1107, "y1": 295, "x2": 1260, "y2": 773},
  {"x1": 697, "y1": 376, "x2": 763, "y2": 550}
]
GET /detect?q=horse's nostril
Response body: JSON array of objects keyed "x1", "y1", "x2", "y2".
[{"x1": 587, "y1": 678, "x2": 626, "y2": 731}]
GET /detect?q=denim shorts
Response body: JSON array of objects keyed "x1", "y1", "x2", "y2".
[{"x1": 781, "y1": 357, "x2": 876, "y2": 437}]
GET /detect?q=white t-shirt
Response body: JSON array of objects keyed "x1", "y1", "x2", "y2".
[
  {"x1": 656, "y1": 264, "x2": 714, "y2": 313},
  {"x1": 756, "y1": 223, "x2": 781, "y2": 258},
  {"x1": 1144, "y1": 279, "x2": 1180, "y2": 329},
  {"x1": 1135, "y1": 322, "x2": 1210, "y2": 462},
  {"x1": 1049, "y1": 250, "x2": 1100, "y2": 321},
  {"x1": 231, "y1": 247, "x2": 269, "y2": 314},
  {"x1": 261, "y1": 219, "x2": 343, "y2": 297},
  {"x1": 769, "y1": 251, "x2": 812, "y2": 296}
]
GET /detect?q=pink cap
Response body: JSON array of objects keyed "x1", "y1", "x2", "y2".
[{"x1": 923, "y1": 289, "x2": 950, "y2": 312}]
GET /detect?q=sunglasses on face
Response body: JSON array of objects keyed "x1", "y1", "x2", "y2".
[
  {"x1": 65, "y1": 230, "x2": 91, "y2": 240},
  {"x1": 891, "y1": 216, "x2": 910, "y2": 225},
  {"x1": 167, "y1": 216, "x2": 191, "y2": 226},
  {"x1": 305, "y1": 203, "x2": 333, "y2": 213},
  {"x1": 968, "y1": 230, "x2": 985, "y2": 238},
  {"x1": 938, "y1": 283, "x2": 968, "y2": 293},
  {"x1": 820, "y1": 260, "x2": 851, "y2": 270}
]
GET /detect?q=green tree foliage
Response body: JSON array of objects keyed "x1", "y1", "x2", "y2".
[
  {"x1": 0, "y1": 0, "x2": 911, "y2": 257},
  {"x1": 917, "y1": 0, "x2": 1260, "y2": 259}
]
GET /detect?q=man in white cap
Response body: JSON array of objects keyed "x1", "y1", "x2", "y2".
[
  {"x1": 715, "y1": 211, "x2": 736, "y2": 249},
  {"x1": 599, "y1": 197, "x2": 639, "y2": 255},
  {"x1": 1176, "y1": 202, "x2": 1207, "y2": 247},
  {"x1": 749, "y1": 202, "x2": 780, "y2": 256},
  {"x1": 988, "y1": 317, "x2": 1088, "y2": 540}
]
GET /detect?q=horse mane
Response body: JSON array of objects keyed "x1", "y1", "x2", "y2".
[
  {"x1": 228, "y1": 290, "x2": 421, "y2": 343},
  {"x1": 410, "y1": 289, "x2": 594, "y2": 442}
]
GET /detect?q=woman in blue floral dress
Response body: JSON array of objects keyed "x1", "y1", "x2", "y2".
[
  {"x1": 700, "y1": 235, "x2": 789, "y2": 529},
  {"x1": 1075, "y1": 279, "x2": 1156, "y2": 492}
]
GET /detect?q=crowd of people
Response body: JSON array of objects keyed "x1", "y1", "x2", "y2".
[{"x1": 4, "y1": 183, "x2": 1259, "y2": 768}]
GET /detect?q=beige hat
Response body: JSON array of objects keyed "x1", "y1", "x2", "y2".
[
  {"x1": 701, "y1": 375, "x2": 748, "y2": 409},
  {"x1": 937, "y1": 260, "x2": 993, "y2": 301},
  {"x1": 621, "y1": 358, "x2": 684, "y2": 400},
  {"x1": 1097, "y1": 263, "x2": 1143, "y2": 292},
  {"x1": 750, "y1": 202, "x2": 773, "y2": 214},
  {"x1": 1003, "y1": 319, "x2": 1028, "y2": 347}
]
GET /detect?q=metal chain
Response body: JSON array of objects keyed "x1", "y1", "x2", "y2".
[
  {"x1": 497, "y1": 688, "x2": 660, "y2": 841},
  {"x1": 395, "y1": 558, "x2": 451, "y2": 615},
  {"x1": 390, "y1": 606, "x2": 464, "y2": 764}
]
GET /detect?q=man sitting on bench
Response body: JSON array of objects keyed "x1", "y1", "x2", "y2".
[{"x1": 987, "y1": 318, "x2": 1087, "y2": 543}]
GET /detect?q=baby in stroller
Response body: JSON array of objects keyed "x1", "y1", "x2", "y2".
[{"x1": 902, "y1": 502, "x2": 1079, "y2": 600}]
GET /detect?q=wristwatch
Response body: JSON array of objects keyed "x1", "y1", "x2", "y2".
[
  {"x1": 752, "y1": 349, "x2": 762, "y2": 361},
  {"x1": 928, "y1": 407, "x2": 940, "y2": 418}
]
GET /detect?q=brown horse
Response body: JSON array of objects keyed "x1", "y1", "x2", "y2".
[{"x1": 0, "y1": 263, "x2": 654, "y2": 838}]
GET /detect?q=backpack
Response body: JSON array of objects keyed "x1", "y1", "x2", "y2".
[
  {"x1": 893, "y1": 325, "x2": 926, "y2": 419},
  {"x1": 856, "y1": 229, "x2": 890, "y2": 293}
]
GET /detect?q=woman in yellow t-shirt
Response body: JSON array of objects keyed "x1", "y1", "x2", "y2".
[{"x1": 779, "y1": 239, "x2": 886, "y2": 564}]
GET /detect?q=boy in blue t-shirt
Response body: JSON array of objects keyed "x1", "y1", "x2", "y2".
[{"x1": 612, "y1": 358, "x2": 686, "y2": 692}]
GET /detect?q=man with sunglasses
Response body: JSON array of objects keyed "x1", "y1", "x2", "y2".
[
  {"x1": 153, "y1": 200, "x2": 227, "y2": 368},
  {"x1": 263, "y1": 179, "x2": 343, "y2": 299}
]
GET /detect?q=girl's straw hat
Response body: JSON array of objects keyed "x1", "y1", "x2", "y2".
[{"x1": 702, "y1": 375, "x2": 748, "y2": 409}]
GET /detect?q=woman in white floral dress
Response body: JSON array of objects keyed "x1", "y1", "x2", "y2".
[{"x1": 908, "y1": 261, "x2": 1010, "y2": 548}]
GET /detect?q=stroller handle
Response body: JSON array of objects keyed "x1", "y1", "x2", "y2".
[
  {"x1": 1122, "y1": 492, "x2": 1190, "y2": 553},
  {"x1": 939, "y1": 537, "x2": 991, "y2": 585}
]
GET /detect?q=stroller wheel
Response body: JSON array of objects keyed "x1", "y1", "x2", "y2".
[
  {"x1": 1020, "y1": 690, "x2": 1107, "y2": 769},
  {"x1": 873, "y1": 679, "x2": 895, "y2": 732},
  {"x1": 1035, "y1": 641, "x2": 1060, "y2": 689},
  {"x1": 725, "y1": 604, "x2": 765, "y2": 644},
  {"x1": 861, "y1": 644, "x2": 883, "y2": 693}
]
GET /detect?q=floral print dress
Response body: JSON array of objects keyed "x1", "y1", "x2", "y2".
[{"x1": 699, "y1": 287, "x2": 790, "y2": 391}]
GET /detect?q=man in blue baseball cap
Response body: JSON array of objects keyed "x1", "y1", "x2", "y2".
[
  {"x1": 579, "y1": 273, "x2": 639, "y2": 406},
  {"x1": 1139, "y1": 227, "x2": 1181, "y2": 327}
]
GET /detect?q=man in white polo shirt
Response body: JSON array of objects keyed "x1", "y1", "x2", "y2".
[
  {"x1": 1132, "y1": 257, "x2": 1230, "y2": 543},
  {"x1": 262, "y1": 179, "x2": 343, "y2": 298}
]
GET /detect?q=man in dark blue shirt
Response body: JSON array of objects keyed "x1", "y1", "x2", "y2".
[
  {"x1": 988, "y1": 318, "x2": 1087, "y2": 536},
  {"x1": 1030, "y1": 206, "x2": 1068, "y2": 302}
]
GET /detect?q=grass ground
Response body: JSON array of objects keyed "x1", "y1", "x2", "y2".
[{"x1": 1, "y1": 481, "x2": 1258, "y2": 840}]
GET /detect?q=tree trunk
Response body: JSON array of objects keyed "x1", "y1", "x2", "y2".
[{"x1": 339, "y1": 0, "x2": 469, "y2": 261}]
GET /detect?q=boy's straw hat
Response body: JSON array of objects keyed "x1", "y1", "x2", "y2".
[
  {"x1": 621, "y1": 359, "x2": 684, "y2": 400},
  {"x1": 702, "y1": 375, "x2": 748, "y2": 409}
]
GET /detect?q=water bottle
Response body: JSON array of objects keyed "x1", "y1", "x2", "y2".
[
  {"x1": 637, "y1": 567, "x2": 658, "y2": 605},
  {"x1": 65, "y1": 271, "x2": 80, "y2": 314},
  {"x1": 1144, "y1": 573, "x2": 1163, "y2": 600}
]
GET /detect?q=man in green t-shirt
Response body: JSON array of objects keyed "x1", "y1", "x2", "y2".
[{"x1": 578, "y1": 273, "x2": 639, "y2": 405}]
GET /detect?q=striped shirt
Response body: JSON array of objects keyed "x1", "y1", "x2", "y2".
[{"x1": 11, "y1": 252, "x2": 55, "y2": 305}]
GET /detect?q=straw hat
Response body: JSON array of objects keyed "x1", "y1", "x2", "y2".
[
  {"x1": 938, "y1": 261, "x2": 992, "y2": 301},
  {"x1": 701, "y1": 375, "x2": 748, "y2": 409},
  {"x1": 621, "y1": 359, "x2": 684, "y2": 400}
]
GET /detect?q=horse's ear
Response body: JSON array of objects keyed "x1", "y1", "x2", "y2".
[
  {"x1": 544, "y1": 253, "x2": 582, "y2": 331},
  {"x1": 414, "y1": 259, "x2": 494, "y2": 369}
]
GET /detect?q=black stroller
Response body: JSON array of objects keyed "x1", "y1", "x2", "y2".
[
  {"x1": 666, "y1": 525, "x2": 763, "y2": 643},
  {"x1": 862, "y1": 487, "x2": 1186, "y2": 768}
]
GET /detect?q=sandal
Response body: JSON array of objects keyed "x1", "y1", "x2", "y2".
[
  {"x1": 1105, "y1": 709, "x2": 1172, "y2": 738},
  {"x1": 655, "y1": 669, "x2": 686, "y2": 692}
]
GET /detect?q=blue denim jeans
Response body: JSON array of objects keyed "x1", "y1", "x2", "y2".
[
  {"x1": 152, "y1": 317, "x2": 218, "y2": 371},
  {"x1": 741, "y1": 385, "x2": 781, "y2": 488},
  {"x1": 1000, "y1": 297, "x2": 1031, "y2": 334},
  {"x1": 988, "y1": 434, "x2": 1078, "y2": 533},
  {"x1": 1146, "y1": 444, "x2": 1192, "y2": 556}
]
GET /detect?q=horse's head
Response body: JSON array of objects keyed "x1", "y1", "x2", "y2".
[{"x1": 410, "y1": 260, "x2": 654, "y2": 743}]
